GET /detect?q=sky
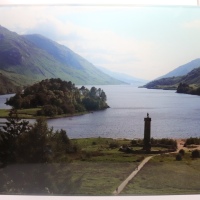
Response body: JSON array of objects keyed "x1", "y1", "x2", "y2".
[{"x1": 0, "y1": 1, "x2": 200, "y2": 80}]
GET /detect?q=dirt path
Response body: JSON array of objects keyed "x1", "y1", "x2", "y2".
[
  {"x1": 176, "y1": 139, "x2": 186, "y2": 152},
  {"x1": 113, "y1": 155, "x2": 154, "y2": 195}
]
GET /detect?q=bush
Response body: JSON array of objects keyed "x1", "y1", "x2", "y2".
[
  {"x1": 82, "y1": 97, "x2": 99, "y2": 111},
  {"x1": 109, "y1": 141, "x2": 119, "y2": 149},
  {"x1": 75, "y1": 104, "x2": 86, "y2": 112},
  {"x1": 176, "y1": 153, "x2": 182, "y2": 161},
  {"x1": 179, "y1": 149, "x2": 185, "y2": 156},
  {"x1": 185, "y1": 137, "x2": 200, "y2": 146},
  {"x1": 192, "y1": 149, "x2": 200, "y2": 158},
  {"x1": 61, "y1": 104, "x2": 75, "y2": 114},
  {"x1": 40, "y1": 105, "x2": 58, "y2": 116},
  {"x1": 92, "y1": 141, "x2": 97, "y2": 145},
  {"x1": 131, "y1": 139, "x2": 143, "y2": 146},
  {"x1": 150, "y1": 138, "x2": 177, "y2": 147}
]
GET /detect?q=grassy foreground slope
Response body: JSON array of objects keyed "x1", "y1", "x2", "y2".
[
  {"x1": 66, "y1": 138, "x2": 145, "y2": 195},
  {"x1": 1, "y1": 128, "x2": 200, "y2": 195},
  {"x1": 122, "y1": 153, "x2": 200, "y2": 195}
]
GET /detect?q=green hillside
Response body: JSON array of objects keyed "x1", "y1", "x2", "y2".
[
  {"x1": 23, "y1": 34, "x2": 123, "y2": 85},
  {"x1": 143, "y1": 67, "x2": 200, "y2": 90},
  {"x1": 0, "y1": 25, "x2": 122, "y2": 94},
  {"x1": 0, "y1": 73, "x2": 22, "y2": 94}
]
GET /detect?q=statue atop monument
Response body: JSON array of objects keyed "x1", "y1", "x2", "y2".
[{"x1": 143, "y1": 113, "x2": 151, "y2": 153}]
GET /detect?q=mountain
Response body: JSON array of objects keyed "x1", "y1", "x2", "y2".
[
  {"x1": 0, "y1": 73, "x2": 22, "y2": 94},
  {"x1": 144, "y1": 67, "x2": 200, "y2": 90},
  {"x1": 96, "y1": 66, "x2": 148, "y2": 86},
  {"x1": 0, "y1": 25, "x2": 123, "y2": 94},
  {"x1": 158, "y1": 58, "x2": 200, "y2": 79}
]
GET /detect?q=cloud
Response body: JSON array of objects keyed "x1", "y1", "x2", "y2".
[
  {"x1": 0, "y1": 7, "x2": 48, "y2": 33},
  {"x1": 5, "y1": 7, "x2": 155, "y2": 77},
  {"x1": 184, "y1": 19, "x2": 200, "y2": 29},
  {"x1": 2, "y1": 5, "x2": 199, "y2": 80},
  {"x1": 59, "y1": 27, "x2": 155, "y2": 76},
  {"x1": 0, "y1": 6, "x2": 158, "y2": 78}
]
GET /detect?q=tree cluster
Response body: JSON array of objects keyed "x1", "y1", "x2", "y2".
[
  {"x1": 0, "y1": 110, "x2": 78, "y2": 165},
  {"x1": 184, "y1": 137, "x2": 200, "y2": 146},
  {"x1": 177, "y1": 83, "x2": 200, "y2": 95},
  {"x1": 131, "y1": 138, "x2": 177, "y2": 149},
  {"x1": 6, "y1": 78, "x2": 109, "y2": 116},
  {"x1": 0, "y1": 110, "x2": 81, "y2": 194},
  {"x1": 144, "y1": 76, "x2": 182, "y2": 89},
  {"x1": 191, "y1": 149, "x2": 200, "y2": 158},
  {"x1": 150, "y1": 138, "x2": 177, "y2": 148}
]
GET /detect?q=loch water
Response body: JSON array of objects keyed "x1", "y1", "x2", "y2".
[
  {"x1": 48, "y1": 85, "x2": 200, "y2": 139},
  {"x1": 1, "y1": 85, "x2": 200, "y2": 139}
]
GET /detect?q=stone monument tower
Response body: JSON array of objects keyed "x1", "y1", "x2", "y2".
[{"x1": 143, "y1": 113, "x2": 151, "y2": 152}]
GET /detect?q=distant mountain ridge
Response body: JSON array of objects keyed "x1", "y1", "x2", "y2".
[
  {"x1": 143, "y1": 58, "x2": 200, "y2": 90},
  {"x1": 96, "y1": 66, "x2": 148, "y2": 86},
  {"x1": 144, "y1": 66, "x2": 200, "y2": 90},
  {"x1": 0, "y1": 25, "x2": 123, "y2": 94},
  {"x1": 158, "y1": 58, "x2": 200, "y2": 79}
]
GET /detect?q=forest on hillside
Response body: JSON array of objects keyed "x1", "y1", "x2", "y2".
[
  {"x1": 6, "y1": 78, "x2": 109, "y2": 117},
  {"x1": 144, "y1": 67, "x2": 200, "y2": 91},
  {"x1": 177, "y1": 83, "x2": 200, "y2": 95}
]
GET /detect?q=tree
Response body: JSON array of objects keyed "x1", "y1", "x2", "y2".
[
  {"x1": 5, "y1": 93, "x2": 23, "y2": 109},
  {"x1": 40, "y1": 105, "x2": 58, "y2": 117},
  {"x1": 176, "y1": 153, "x2": 182, "y2": 161},
  {"x1": 177, "y1": 83, "x2": 192, "y2": 94},
  {"x1": 179, "y1": 149, "x2": 185, "y2": 156},
  {"x1": 89, "y1": 87, "x2": 97, "y2": 98},
  {"x1": 82, "y1": 97, "x2": 99, "y2": 111},
  {"x1": 192, "y1": 149, "x2": 200, "y2": 159},
  {"x1": 0, "y1": 115, "x2": 83, "y2": 194},
  {"x1": 17, "y1": 117, "x2": 52, "y2": 163},
  {"x1": 79, "y1": 86, "x2": 89, "y2": 96},
  {"x1": 0, "y1": 110, "x2": 30, "y2": 164},
  {"x1": 100, "y1": 90, "x2": 107, "y2": 101}
]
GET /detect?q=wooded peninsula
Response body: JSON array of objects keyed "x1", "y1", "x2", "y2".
[{"x1": 5, "y1": 78, "x2": 109, "y2": 117}]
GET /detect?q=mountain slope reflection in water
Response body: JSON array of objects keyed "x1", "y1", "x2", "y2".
[{"x1": 48, "y1": 85, "x2": 200, "y2": 139}]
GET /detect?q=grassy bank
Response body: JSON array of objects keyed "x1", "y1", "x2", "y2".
[
  {"x1": 0, "y1": 109, "x2": 10, "y2": 118},
  {"x1": 68, "y1": 138, "x2": 147, "y2": 195},
  {"x1": 0, "y1": 108, "x2": 89, "y2": 119},
  {"x1": 64, "y1": 138, "x2": 200, "y2": 195},
  {"x1": 1, "y1": 136, "x2": 200, "y2": 195},
  {"x1": 0, "y1": 108, "x2": 40, "y2": 118}
]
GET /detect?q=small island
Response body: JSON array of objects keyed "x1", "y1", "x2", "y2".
[{"x1": 5, "y1": 78, "x2": 109, "y2": 118}]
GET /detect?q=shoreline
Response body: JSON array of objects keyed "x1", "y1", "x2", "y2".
[{"x1": 0, "y1": 109, "x2": 91, "y2": 119}]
